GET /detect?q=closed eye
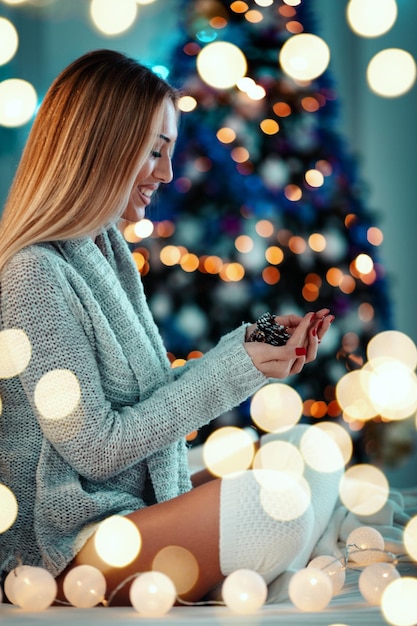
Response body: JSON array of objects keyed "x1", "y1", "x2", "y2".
[{"x1": 151, "y1": 150, "x2": 162, "y2": 158}]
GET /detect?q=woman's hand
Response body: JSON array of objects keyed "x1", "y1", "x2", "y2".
[{"x1": 244, "y1": 309, "x2": 334, "y2": 379}]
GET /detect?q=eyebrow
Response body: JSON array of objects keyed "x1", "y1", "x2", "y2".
[{"x1": 160, "y1": 134, "x2": 171, "y2": 143}]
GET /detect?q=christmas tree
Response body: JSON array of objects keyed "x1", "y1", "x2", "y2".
[{"x1": 123, "y1": 0, "x2": 393, "y2": 450}]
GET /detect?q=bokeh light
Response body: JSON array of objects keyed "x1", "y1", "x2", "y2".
[
  {"x1": 250, "y1": 383, "x2": 303, "y2": 433},
  {"x1": 381, "y1": 577, "x2": 417, "y2": 626},
  {"x1": 253, "y1": 440, "x2": 304, "y2": 477},
  {"x1": 300, "y1": 424, "x2": 345, "y2": 473},
  {"x1": 367, "y1": 49, "x2": 416, "y2": 98},
  {"x1": 367, "y1": 331, "x2": 417, "y2": 371},
  {"x1": 203, "y1": 426, "x2": 254, "y2": 477},
  {"x1": 197, "y1": 41, "x2": 247, "y2": 89},
  {"x1": 90, "y1": 0, "x2": 138, "y2": 35},
  {"x1": 257, "y1": 469, "x2": 311, "y2": 521},
  {"x1": 0, "y1": 328, "x2": 32, "y2": 378},
  {"x1": 346, "y1": 0, "x2": 397, "y2": 37},
  {"x1": 364, "y1": 357, "x2": 417, "y2": 421},
  {"x1": 313, "y1": 421, "x2": 353, "y2": 466},
  {"x1": 279, "y1": 33, "x2": 330, "y2": 81},
  {"x1": 0, "y1": 78, "x2": 37, "y2": 127},
  {"x1": 339, "y1": 464, "x2": 389, "y2": 516},
  {"x1": 94, "y1": 515, "x2": 141, "y2": 567},
  {"x1": 403, "y1": 516, "x2": 417, "y2": 562},
  {"x1": 0, "y1": 483, "x2": 18, "y2": 533},
  {"x1": 222, "y1": 569, "x2": 267, "y2": 614},
  {"x1": 0, "y1": 17, "x2": 19, "y2": 65},
  {"x1": 336, "y1": 369, "x2": 378, "y2": 422},
  {"x1": 34, "y1": 369, "x2": 81, "y2": 421},
  {"x1": 152, "y1": 546, "x2": 199, "y2": 595}
]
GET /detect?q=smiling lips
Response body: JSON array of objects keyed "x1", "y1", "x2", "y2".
[{"x1": 138, "y1": 185, "x2": 157, "y2": 206}]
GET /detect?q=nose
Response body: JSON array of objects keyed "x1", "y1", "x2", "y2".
[{"x1": 155, "y1": 154, "x2": 173, "y2": 184}]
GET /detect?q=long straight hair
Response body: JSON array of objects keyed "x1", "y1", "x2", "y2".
[{"x1": 0, "y1": 49, "x2": 179, "y2": 272}]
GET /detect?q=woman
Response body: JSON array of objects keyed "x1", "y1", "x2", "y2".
[{"x1": 0, "y1": 49, "x2": 336, "y2": 605}]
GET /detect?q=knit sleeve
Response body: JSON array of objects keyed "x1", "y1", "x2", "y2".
[{"x1": 1, "y1": 250, "x2": 267, "y2": 482}]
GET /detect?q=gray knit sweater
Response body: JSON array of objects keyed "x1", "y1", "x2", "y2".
[{"x1": 0, "y1": 226, "x2": 266, "y2": 577}]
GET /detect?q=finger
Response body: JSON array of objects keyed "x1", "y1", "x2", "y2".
[
  {"x1": 316, "y1": 314, "x2": 335, "y2": 341},
  {"x1": 273, "y1": 314, "x2": 304, "y2": 329},
  {"x1": 286, "y1": 312, "x2": 315, "y2": 345}
]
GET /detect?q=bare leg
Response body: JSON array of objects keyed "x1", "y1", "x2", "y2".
[{"x1": 56, "y1": 478, "x2": 222, "y2": 606}]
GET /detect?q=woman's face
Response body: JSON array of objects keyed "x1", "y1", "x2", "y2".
[{"x1": 122, "y1": 97, "x2": 178, "y2": 223}]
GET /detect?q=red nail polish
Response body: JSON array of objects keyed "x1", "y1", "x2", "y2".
[
  {"x1": 312, "y1": 327, "x2": 317, "y2": 337},
  {"x1": 295, "y1": 347, "x2": 307, "y2": 356}
]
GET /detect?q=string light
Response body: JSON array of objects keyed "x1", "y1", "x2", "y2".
[
  {"x1": 63, "y1": 565, "x2": 107, "y2": 608},
  {"x1": 288, "y1": 567, "x2": 333, "y2": 611},
  {"x1": 222, "y1": 569, "x2": 267, "y2": 614},
  {"x1": 129, "y1": 571, "x2": 176, "y2": 616}
]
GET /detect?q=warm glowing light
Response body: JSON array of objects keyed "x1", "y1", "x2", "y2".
[
  {"x1": 197, "y1": 42, "x2": 247, "y2": 89},
  {"x1": 90, "y1": 0, "x2": 137, "y2": 35},
  {"x1": 364, "y1": 356, "x2": 417, "y2": 420},
  {"x1": 230, "y1": 0, "x2": 248, "y2": 12},
  {"x1": 256, "y1": 469, "x2": 311, "y2": 521},
  {"x1": 254, "y1": 0, "x2": 273, "y2": 6},
  {"x1": 160, "y1": 245, "x2": 181, "y2": 266},
  {"x1": 308, "y1": 233, "x2": 326, "y2": 252},
  {"x1": 300, "y1": 425, "x2": 345, "y2": 473},
  {"x1": 255, "y1": 219, "x2": 274, "y2": 238},
  {"x1": 180, "y1": 253, "x2": 199, "y2": 272},
  {"x1": 336, "y1": 369, "x2": 378, "y2": 421},
  {"x1": 359, "y1": 563, "x2": 400, "y2": 605},
  {"x1": 235, "y1": 235, "x2": 254, "y2": 253},
  {"x1": 204, "y1": 255, "x2": 223, "y2": 273},
  {"x1": 288, "y1": 567, "x2": 333, "y2": 611},
  {"x1": 0, "y1": 328, "x2": 32, "y2": 378},
  {"x1": 129, "y1": 571, "x2": 176, "y2": 616},
  {"x1": 367, "y1": 226, "x2": 384, "y2": 246},
  {"x1": 340, "y1": 465, "x2": 389, "y2": 517},
  {"x1": 288, "y1": 236, "x2": 306, "y2": 254},
  {"x1": 0, "y1": 18, "x2": 19, "y2": 65},
  {"x1": 0, "y1": 78, "x2": 37, "y2": 127},
  {"x1": 94, "y1": 516, "x2": 141, "y2": 567},
  {"x1": 301, "y1": 96, "x2": 320, "y2": 112},
  {"x1": 245, "y1": 10, "x2": 263, "y2": 24},
  {"x1": 355, "y1": 253, "x2": 374, "y2": 274},
  {"x1": 404, "y1": 516, "x2": 417, "y2": 561},
  {"x1": 132, "y1": 251, "x2": 146, "y2": 272},
  {"x1": 221, "y1": 262, "x2": 245, "y2": 282},
  {"x1": 153, "y1": 546, "x2": 199, "y2": 595},
  {"x1": 346, "y1": 526, "x2": 385, "y2": 566},
  {"x1": 283, "y1": 0, "x2": 301, "y2": 5},
  {"x1": 222, "y1": 569, "x2": 267, "y2": 614},
  {"x1": 262, "y1": 266, "x2": 281, "y2": 285},
  {"x1": 314, "y1": 421, "x2": 353, "y2": 466},
  {"x1": 260, "y1": 118, "x2": 279, "y2": 135},
  {"x1": 178, "y1": 95, "x2": 197, "y2": 112},
  {"x1": 284, "y1": 184, "x2": 302, "y2": 201},
  {"x1": 346, "y1": 0, "x2": 397, "y2": 37},
  {"x1": 273, "y1": 101, "x2": 291, "y2": 117},
  {"x1": 253, "y1": 440, "x2": 304, "y2": 477},
  {"x1": 203, "y1": 426, "x2": 254, "y2": 477},
  {"x1": 367, "y1": 48, "x2": 416, "y2": 98},
  {"x1": 8, "y1": 566, "x2": 57, "y2": 611},
  {"x1": 279, "y1": 33, "x2": 330, "y2": 81},
  {"x1": 63, "y1": 565, "x2": 106, "y2": 608},
  {"x1": 34, "y1": 369, "x2": 81, "y2": 421},
  {"x1": 367, "y1": 331, "x2": 417, "y2": 371},
  {"x1": 0, "y1": 483, "x2": 18, "y2": 533},
  {"x1": 133, "y1": 218, "x2": 154, "y2": 238},
  {"x1": 217, "y1": 127, "x2": 236, "y2": 143},
  {"x1": 305, "y1": 169, "x2": 324, "y2": 187},
  {"x1": 381, "y1": 577, "x2": 417, "y2": 626},
  {"x1": 326, "y1": 267, "x2": 343, "y2": 287},
  {"x1": 231, "y1": 146, "x2": 250, "y2": 163},
  {"x1": 265, "y1": 246, "x2": 284, "y2": 264},
  {"x1": 250, "y1": 383, "x2": 303, "y2": 433},
  {"x1": 358, "y1": 302, "x2": 375, "y2": 322},
  {"x1": 308, "y1": 555, "x2": 346, "y2": 593}
]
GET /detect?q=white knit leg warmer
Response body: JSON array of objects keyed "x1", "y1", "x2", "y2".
[{"x1": 219, "y1": 425, "x2": 342, "y2": 583}]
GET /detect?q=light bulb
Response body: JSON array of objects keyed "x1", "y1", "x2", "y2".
[
  {"x1": 129, "y1": 571, "x2": 176, "y2": 617},
  {"x1": 346, "y1": 526, "x2": 385, "y2": 565},
  {"x1": 197, "y1": 42, "x2": 247, "y2": 89},
  {"x1": 308, "y1": 555, "x2": 346, "y2": 593},
  {"x1": 359, "y1": 563, "x2": 400, "y2": 605},
  {"x1": 288, "y1": 567, "x2": 333, "y2": 611},
  {"x1": 222, "y1": 569, "x2": 267, "y2": 614},
  {"x1": 9, "y1": 565, "x2": 57, "y2": 611},
  {"x1": 63, "y1": 565, "x2": 106, "y2": 608}
]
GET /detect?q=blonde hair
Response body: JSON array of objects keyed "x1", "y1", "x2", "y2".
[{"x1": 0, "y1": 49, "x2": 179, "y2": 272}]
